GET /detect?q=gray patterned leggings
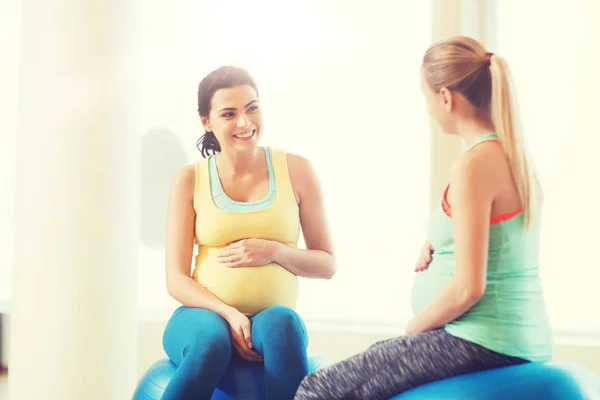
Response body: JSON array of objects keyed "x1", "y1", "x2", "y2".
[{"x1": 294, "y1": 328, "x2": 528, "y2": 400}]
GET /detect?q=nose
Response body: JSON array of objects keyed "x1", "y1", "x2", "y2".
[{"x1": 236, "y1": 113, "x2": 250, "y2": 128}]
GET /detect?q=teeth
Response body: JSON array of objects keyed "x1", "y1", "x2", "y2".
[{"x1": 235, "y1": 130, "x2": 254, "y2": 138}]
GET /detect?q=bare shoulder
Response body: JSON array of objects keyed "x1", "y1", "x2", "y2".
[
  {"x1": 170, "y1": 163, "x2": 196, "y2": 201},
  {"x1": 286, "y1": 152, "x2": 314, "y2": 176},
  {"x1": 450, "y1": 142, "x2": 507, "y2": 192},
  {"x1": 173, "y1": 163, "x2": 196, "y2": 185},
  {"x1": 285, "y1": 152, "x2": 320, "y2": 200}
]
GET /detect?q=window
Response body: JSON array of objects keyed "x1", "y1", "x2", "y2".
[
  {"x1": 137, "y1": 1, "x2": 433, "y2": 326},
  {"x1": 495, "y1": 1, "x2": 600, "y2": 336}
]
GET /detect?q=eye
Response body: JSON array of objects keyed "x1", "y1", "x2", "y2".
[
  {"x1": 222, "y1": 112, "x2": 235, "y2": 118},
  {"x1": 247, "y1": 105, "x2": 259, "y2": 113}
]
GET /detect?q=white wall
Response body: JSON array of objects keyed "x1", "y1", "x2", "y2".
[
  {"x1": 129, "y1": 0, "x2": 600, "y2": 381},
  {"x1": 0, "y1": 317, "x2": 7, "y2": 368},
  {"x1": 134, "y1": 0, "x2": 433, "y2": 327},
  {"x1": 0, "y1": 0, "x2": 18, "y2": 321},
  {"x1": 494, "y1": 0, "x2": 600, "y2": 337},
  {"x1": 2, "y1": 0, "x2": 600, "y2": 379},
  {"x1": 0, "y1": 0, "x2": 18, "y2": 369}
]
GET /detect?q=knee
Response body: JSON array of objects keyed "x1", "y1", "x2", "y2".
[
  {"x1": 186, "y1": 330, "x2": 231, "y2": 363},
  {"x1": 258, "y1": 306, "x2": 306, "y2": 342},
  {"x1": 179, "y1": 310, "x2": 232, "y2": 363}
]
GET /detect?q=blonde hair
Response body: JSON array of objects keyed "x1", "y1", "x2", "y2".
[{"x1": 422, "y1": 36, "x2": 539, "y2": 230}]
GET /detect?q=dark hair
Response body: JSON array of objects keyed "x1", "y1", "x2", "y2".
[{"x1": 196, "y1": 66, "x2": 259, "y2": 157}]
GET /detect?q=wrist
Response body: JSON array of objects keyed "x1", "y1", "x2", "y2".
[
  {"x1": 406, "y1": 316, "x2": 421, "y2": 335},
  {"x1": 269, "y1": 240, "x2": 284, "y2": 263},
  {"x1": 216, "y1": 304, "x2": 236, "y2": 321}
]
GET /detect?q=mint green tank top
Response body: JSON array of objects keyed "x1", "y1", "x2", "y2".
[
  {"x1": 208, "y1": 147, "x2": 276, "y2": 212},
  {"x1": 411, "y1": 133, "x2": 554, "y2": 362}
]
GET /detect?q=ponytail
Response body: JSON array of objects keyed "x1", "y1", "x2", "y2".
[
  {"x1": 196, "y1": 131, "x2": 221, "y2": 158},
  {"x1": 489, "y1": 55, "x2": 540, "y2": 230}
]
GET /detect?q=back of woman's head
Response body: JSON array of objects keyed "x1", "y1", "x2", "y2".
[
  {"x1": 196, "y1": 66, "x2": 259, "y2": 157},
  {"x1": 422, "y1": 36, "x2": 539, "y2": 230},
  {"x1": 422, "y1": 36, "x2": 493, "y2": 115}
]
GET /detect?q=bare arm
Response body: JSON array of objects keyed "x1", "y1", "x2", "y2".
[
  {"x1": 407, "y1": 155, "x2": 491, "y2": 334},
  {"x1": 165, "y1": 165, "x2": 234, "y2": 317},
  {"x1": 271, "y1": 154, "x2": 336, "y2": 279}
]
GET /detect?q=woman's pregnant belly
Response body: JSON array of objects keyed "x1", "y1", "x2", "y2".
[
  {"x1": 411, "y1": 258, "x2": 453, "y2": 315},
  {"x1": 193, "y1": 251, "x2": 298, "y2": 316}
]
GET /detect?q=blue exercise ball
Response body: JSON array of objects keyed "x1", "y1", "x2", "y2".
[
  {"x1": 389, "y1": 361, "x2": 600, "y2": 400},
  {"x1": 132, "y1": 355, "x2": 328, "y2": 400}
]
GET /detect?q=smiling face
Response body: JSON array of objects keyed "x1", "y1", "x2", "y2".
[{"x1": 201, "y1": 84, "x2": 262, "y2": 153}]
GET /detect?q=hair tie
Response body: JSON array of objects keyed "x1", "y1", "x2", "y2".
[{"x1": 486, "y1": 52, "x2": 494, "y2": 66}]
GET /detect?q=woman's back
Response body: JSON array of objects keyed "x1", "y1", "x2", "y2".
[{"x1": 412, "y1": 133, "x2": 553, "y2": 362}]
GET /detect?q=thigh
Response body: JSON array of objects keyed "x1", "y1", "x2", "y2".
[
  {"x1": 251, "y1": 305, "x2": 309, "y2": 353},
  {"x1": 296, "y1": 329, "x2": 528, "y2": 400},
  {"x1": 162, "y1": 306, "x2": 232, "y2": 365},
  {"x1": 352, "y1": 329, "x2": 529, "y2": 399}
]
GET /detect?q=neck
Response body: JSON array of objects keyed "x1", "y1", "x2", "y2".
[
  {"x1": 456, "y1": 117, "x2": 496, "y2": 147},
  {"x1": 216, "y1": 147, "x2": 264, "y2": 176}
]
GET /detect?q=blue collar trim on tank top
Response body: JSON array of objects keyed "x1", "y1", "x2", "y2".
[
  {"x1": 467, "y1": 133, "x2": 499, "y2": 150},
  {"x1": 208, "y1": 147, "x2": 276, "y2": 212}
]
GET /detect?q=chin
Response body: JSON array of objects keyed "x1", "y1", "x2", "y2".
[{"x1": 438, "y1": 124, "x2": 457, "y2": 135}]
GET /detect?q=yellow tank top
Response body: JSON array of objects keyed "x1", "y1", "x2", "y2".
[{"x1": 192, "y1": 148, "x2": 300, "y2": 316}]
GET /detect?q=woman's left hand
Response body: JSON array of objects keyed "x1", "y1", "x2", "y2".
[{"x1": 217, "y1": 238, "x2": 278, "y2": 268}]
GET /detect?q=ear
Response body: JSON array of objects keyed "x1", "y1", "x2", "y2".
[
  {"x1": 440, "y1": 88, "x2": 453, "y2": 112},
  {"x1": 200, "y1": 116, "x2": 211, "y2": 132}
]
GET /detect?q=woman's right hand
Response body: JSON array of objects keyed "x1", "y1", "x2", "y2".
[
  {"x1": 222, "y1": 307, "x2": 264, "y2": 362},
  {"x1": 415, "y1": 240, "x2": 434, "y2": 272}
]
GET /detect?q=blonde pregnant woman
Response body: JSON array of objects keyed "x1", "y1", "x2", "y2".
[
  {"x1": 162, "y1": 66, "x2": 336, "y2": 400},
  {"x1": 294, "y1": 36, "x2": 553, "y2": 400}
]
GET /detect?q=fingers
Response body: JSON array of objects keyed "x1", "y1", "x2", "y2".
[
  {"x1": 217, "y1": 248, "x2": 231, "y2": 258},
  {"x1": 415, "y1": 240, "x2": 435, "y2": 272},
  {"x1": 217, "y1": 255, "x2": 238, "y2": 263},
  {"x1": 247, "y1": 350, "x2": 263, "y2": 362},
  {"x1": 217, "y1": 241, "x2": 242, "y2": 258},
  {"x1": 231, "y1": 335, "x2": 263, "y2": 362},
  {"x1": 224, "y1": 261, "x2": 246, "y2": 268},
  {"x1": 242, "y1": 346, "x2": 263, "y2": 362},
  {"x1": 217, "y1": 243, "x2": 248, "y2": 266},
  {"x1": 424, "y1": 240, "x2": 434, "y2": 254},
  {"x1": 415, "y1": 255, "x2": 431, "y2": 272},
  {"x1": 219, "y1": 253, "x2": 247, "y2": 268},
  {"x1": 226, "y1": 309, "x2": 262, "y2": 362},
  {"x1": 228, "y1": 317, "x2": 255, "y2": 351},
  {"x1": 240, "y1": 321, "x2": 253, "y2": 349},
  {"x1": 234, "y1": 344, "x2": 263, "y2": 362}
]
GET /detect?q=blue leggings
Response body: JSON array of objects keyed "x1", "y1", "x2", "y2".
[{"x1": 162, "y1": 305, "x2": 309, "y2": 400}]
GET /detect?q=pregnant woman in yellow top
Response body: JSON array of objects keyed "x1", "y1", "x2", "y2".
[{"x1": 162, "y1": 66, "x2": 336, "y2": 400}]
